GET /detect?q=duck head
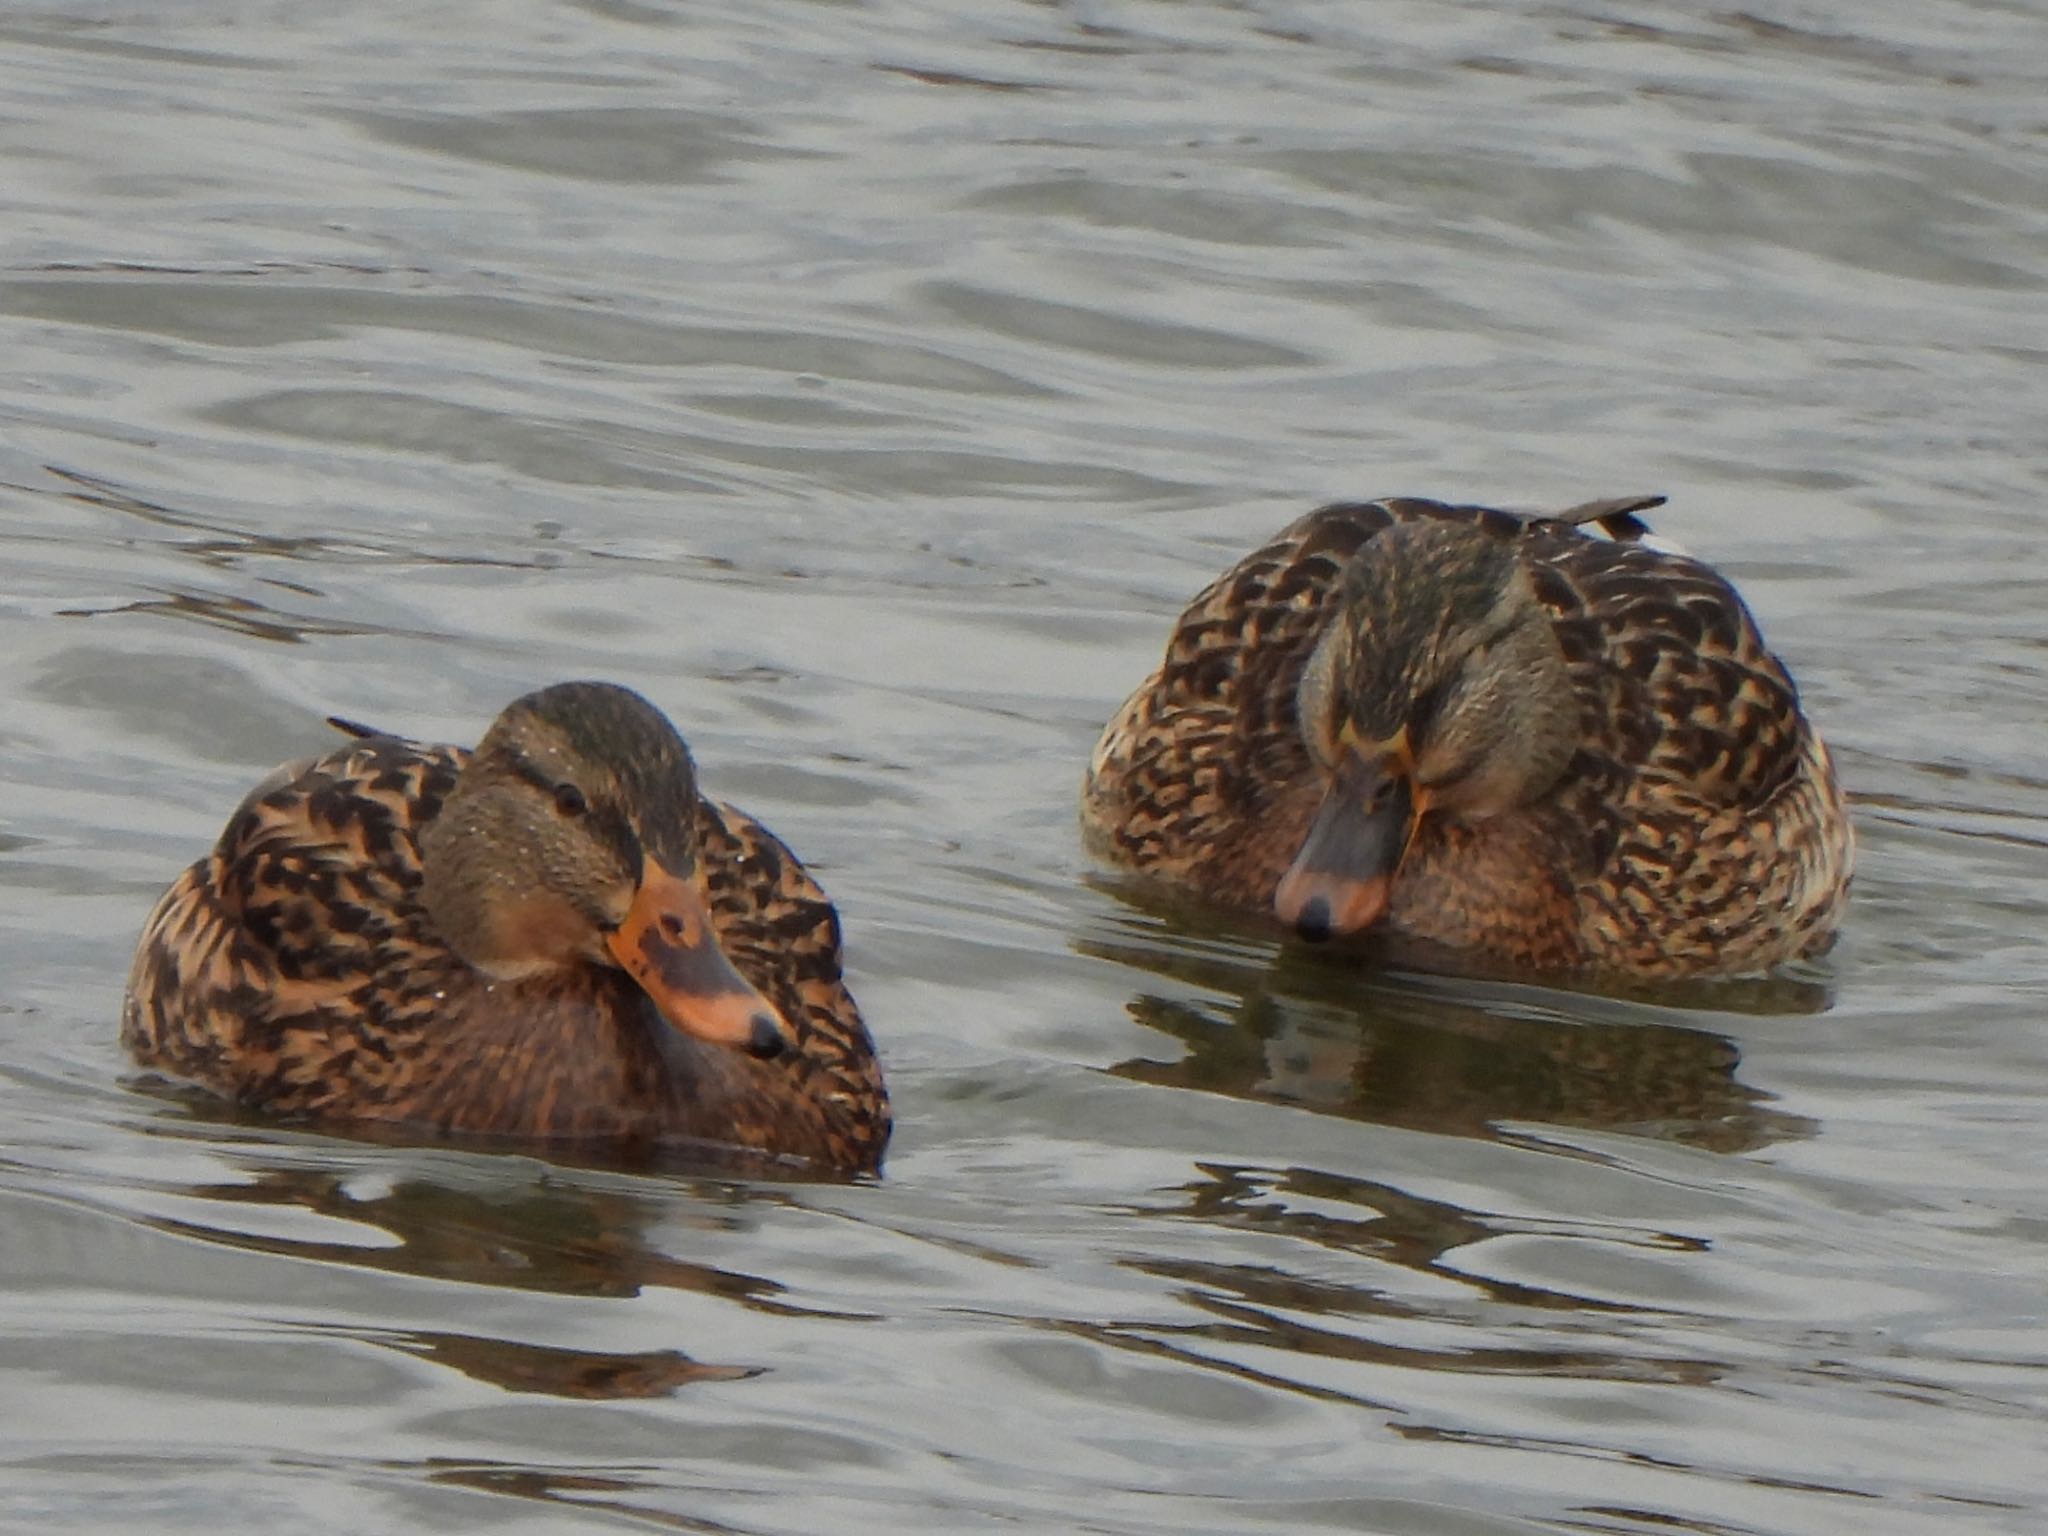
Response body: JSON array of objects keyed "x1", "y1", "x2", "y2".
[
  {"x1": 1278, "y1": 519, "x2": 1580, "y2": 942},
  {"x1": 419, "y1": 681, "x2": 792, "y2": 1060}
]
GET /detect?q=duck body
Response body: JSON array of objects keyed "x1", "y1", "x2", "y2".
[
  {"x1": 1083, "y1": 497, "x2": 1851, "y2": 978},
  {"x1": 124, "y1": 684, "x2": 889, "y2": 1173}
]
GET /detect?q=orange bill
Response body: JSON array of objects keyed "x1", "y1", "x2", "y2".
[
  {"x1": 606, "y1": 856, "x2": 793, "y2": 1060},
  {"x1": 1273, "y1": 753, "x2": 1417, "y2": 943}
]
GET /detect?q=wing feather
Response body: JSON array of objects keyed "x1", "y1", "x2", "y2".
[{"x1": 1084, "y1": 495, "x2": 1850, "y2": 976}]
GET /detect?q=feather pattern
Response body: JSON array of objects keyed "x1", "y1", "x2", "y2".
[
  {"x1": 124, "y1": 709, "x2": 889, "y2": 1173},
  {"x1": 1083, "y1": 497, "x2": 1851, "y2": 977}
]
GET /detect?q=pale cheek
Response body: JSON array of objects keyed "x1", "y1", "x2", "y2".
[
  {"x1": 1449, "y1": 759, "x2": 1525, "y2": 819},
  {"x1": 1294, "y1": 664, "x2": 1339, "y2": 765},
  {"x1": 484, "y1": 894, "x2": 605, "y2": 970},
  {"x1": 1421, "y1": 716, "x2": 1517, "y2": 818}
]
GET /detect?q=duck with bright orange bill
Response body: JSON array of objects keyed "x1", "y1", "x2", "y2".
[
  {"x1": 1084, "y1": 495, "x2": 1852, "y2": 978},
  {"x1": 123, "y1": 681, "x2": 889, "y2": 1172}
]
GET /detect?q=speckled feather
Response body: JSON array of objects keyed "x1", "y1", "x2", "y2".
[
  {"x1": 123, "y1": 734, "x2": 889, "y2": 1172},
  {"x1": 1083, "y1": 497, "x2": 1851, "y2": 977}
]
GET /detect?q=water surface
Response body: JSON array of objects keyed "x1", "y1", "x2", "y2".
[{"x1": 3, "y1": 2, "x2": 2046, "y2": 1532}]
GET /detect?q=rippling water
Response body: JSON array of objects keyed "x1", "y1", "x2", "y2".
[{"x1": 4, "y1": 1, "x2": 2046, "y2": 1531}]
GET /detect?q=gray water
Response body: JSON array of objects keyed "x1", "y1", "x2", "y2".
[{"x1": 3, "y1": 1, "x2": 2046, "y2": 1531}]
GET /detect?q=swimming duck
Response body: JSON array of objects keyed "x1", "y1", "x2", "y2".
[
  {"x1": 1083, "y1": 496, "x2": 1851, "y2": 978},
  {"x1": 123, "y1": 681, "x2": 890, "y2": 1173}
]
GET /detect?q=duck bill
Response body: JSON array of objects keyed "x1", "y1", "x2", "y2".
[
  {"x1": 606, "y1": 856, "x2": 793, "y2": 1060},
  {"x1": 1274, "y1": 755, "x2": 1417, "y2": 943}
]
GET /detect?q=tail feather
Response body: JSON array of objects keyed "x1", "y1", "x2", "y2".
[{"x1": 1544, "y1": 494, "x2": 1666, "y2": 541}]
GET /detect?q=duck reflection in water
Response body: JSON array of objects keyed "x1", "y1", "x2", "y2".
[
  {"x1": 136, "y1": 1153, "x2": 810, "y2": 1400},
  {"x1": 1087, "y1": 1159, "x2": 1729, "y2": 1400},
  {"x1": 1080, "y1": 879, "x2": 1822, "y2": 1155}
]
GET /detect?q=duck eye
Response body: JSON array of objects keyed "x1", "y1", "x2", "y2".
[{"x1": 552, "y1": 783, "x2": 588, "y2": 817}]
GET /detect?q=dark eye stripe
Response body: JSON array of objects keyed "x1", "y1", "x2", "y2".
[
  {"x1": 501, "y1": 748, "x2": 558, "y2": 795},
  {"x1": 500, "y1": 747, "x2": 593, "y2": 819},
  {"x1": 1409, "y1": 678, "x2": 1453, "y2": 745}
]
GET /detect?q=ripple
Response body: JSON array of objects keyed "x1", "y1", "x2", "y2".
[
  {"x1": 5, "y1": 0, "x2": 2048, "y2": 1533},
  {"x1": 341, "y1": 106, "x2": 822, "y2": 184}
]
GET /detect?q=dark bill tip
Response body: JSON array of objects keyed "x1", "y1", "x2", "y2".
[
  {"x1": 1294, "y1": 896, "x2": 1334, "y2": 944},
  {"x1": 747, "y1": 1012, "x2": 789, "y2": 1060}
]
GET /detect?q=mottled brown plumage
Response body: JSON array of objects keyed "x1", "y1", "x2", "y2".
[
  {"x1": 1083, "y1": 497, "x2": 1851, "y2": 978},
  {"x1": 123, "y1": 682, "x2": 889, "y2": 1173}
]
